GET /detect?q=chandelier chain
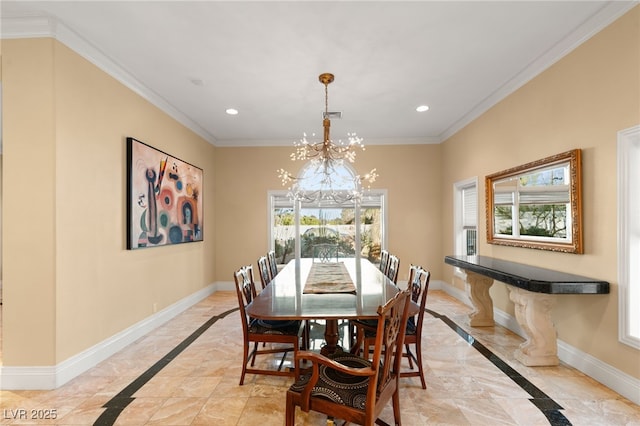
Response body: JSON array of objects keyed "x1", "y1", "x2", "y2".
[{"x1": 325, "y1": 81, "x2": 329, "y2": 117}]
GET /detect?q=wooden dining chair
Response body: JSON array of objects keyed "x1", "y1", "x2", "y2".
[
  {"x1": 285, "y1": 289, "x2": 411, "y2": 426},
  {"x1": 354, "y1": 265, "x2": 431, "y2": 389},
  {"x1": 256, "y1": 256, "x2": 272, "y2": 290},
  {"x1": 379, "y1": 249, "x2": 390, "y2": 274},
  {"x1": 400, "y1": 266, "x2": 430, "y2": 389},
  {"x1": 386, "y1": 254, "x2": 400, "y2": 284},
  {"x1": 267, "y1": 250, "x2": 279, "y2": 279},
  {"x1": 313, "y1": 243, "x2": 339, "y2": 263},
  {"x1": 233, "y1": 265, "x2": 305, "y2": 385}
]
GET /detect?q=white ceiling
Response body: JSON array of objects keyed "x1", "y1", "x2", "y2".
[{"x1": 1, "y1": 1, "x2": 636, "y2": 147}]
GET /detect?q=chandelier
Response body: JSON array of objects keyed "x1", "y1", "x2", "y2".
[{"x1": 277, "y1": 73, "x2": 378, "y2": 204}]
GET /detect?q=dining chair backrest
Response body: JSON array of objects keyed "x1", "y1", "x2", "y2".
[
  {"x1": 267, "y1": 250, "x2": 278, "y2": 279},
  {"x1": 379, "y1": 249, "x2": 390, "y2": 274},
  {"x1": 386, "y1": 254, "x2": 400, "y2": 284},
  {"x1": 257, "y1": 256, "x2": 272, "y2": 289},
  {"x1": 234, "y1": 265, "x2": 259, "y2": 339},
  {"x1": 407, "y1": 265, "x2": 430, "y2": 331},
  {"x1": 234, "y1": 265, "x2": 258, "y2": 317},
  {"x1": 285, "y1": 288, "x2": 411, "y2": 425},
  {"x1": 374, "y1": 288, "x2": 411, "y2": 393},
  {"x1": 313, "y1": 243, "x2": 339, "y2": 262}
]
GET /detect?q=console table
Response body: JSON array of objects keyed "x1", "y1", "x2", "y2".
[{"x1": 444, "y1": 255, "x2": 609, "y2": 366}]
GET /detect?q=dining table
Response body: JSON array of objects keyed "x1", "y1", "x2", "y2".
[{"x1": 245, "y1": 257, "x2": 416, "y2": 355}]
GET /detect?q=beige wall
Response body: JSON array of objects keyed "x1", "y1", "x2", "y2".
[
  {"x1": 0, "y1": 155, "x2": 2, "y2": 282},
  {"x1": 0, "y1": 5, "x2": 637, "y2": 387},
  {"x1": 214, "y1": 144, "x2": 443, "y2": 284},
  {"x1": 441, "y1": 6, "x2": 639, "y2": 379},
  {"x1": 2, "y1": 38, "x2": 57, "y2": 366},
  {"x1": 1, "y1": 38, "x2": 216, "y2": 366}
]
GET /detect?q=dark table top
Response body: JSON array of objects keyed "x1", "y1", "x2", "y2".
[
  {"x1": 246, "y1": 258, "x2": 417, "y2": 320},
  {"x1": 444, "y1": 255, "x2": 609, "y2": 294}
]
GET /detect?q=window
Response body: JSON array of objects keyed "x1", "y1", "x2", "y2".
[
  {"x1": 268, "y1": 191, "x2": 387, "y2": 266},
  {"x1": 454, "y1": 178, "x2": 478, "y2": 269},
  {"x1": 618, "y1": 125, "x2": 640, "y2": 349}
]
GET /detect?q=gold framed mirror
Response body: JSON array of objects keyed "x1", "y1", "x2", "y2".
[{"x1": 485, "y1": 149, "x2": 583, "y2": 253}]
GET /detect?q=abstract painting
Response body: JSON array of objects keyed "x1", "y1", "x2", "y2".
[{"x1": 127, "y1": 137, "x2": 203, "y2": 249}]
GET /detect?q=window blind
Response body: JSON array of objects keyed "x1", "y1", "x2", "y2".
[
  {"x1": 462, "y1": 186, "x2": 477, "y2": 229},
  {"x1": 519, "y1": 187, "x2": 570, "y2": 204}
]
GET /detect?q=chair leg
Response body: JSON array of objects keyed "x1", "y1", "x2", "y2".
[
  {"x1": 405, "y1": 344, "x2": 414, "y2": 369},
  {"x1": 250, "y1": 341, "x2": 259, "y2": 366},
  {"x1": 304, "y1": 320, "x2": 311, "y2": 351},
  {"x1": 293, "y1": 341, "x2": 300, "y2": 380},
  {"x1": 285, "y1": 393, "x2": 296, "y2": 426},
  {"x1": 415, "y1": 341, "x2": 426, "y2": 390},
  {"x1": 392, "y1": 386, "x2": 402, "y2": 426},
  {"x1": 239, "y1": 342, "x2": 249, "y2": 385}
]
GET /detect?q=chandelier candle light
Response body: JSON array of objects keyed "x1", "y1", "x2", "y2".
[{"x1": 277, "y1": 73, "x2": 378, "y2": 204}]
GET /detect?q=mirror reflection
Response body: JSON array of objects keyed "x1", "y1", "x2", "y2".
[{"x1": 486, "y1": 149, "x2": 582, "y2": 253}]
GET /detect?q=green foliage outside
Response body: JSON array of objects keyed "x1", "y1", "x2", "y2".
[
  {"x1": 273, "y1": 207, "x2": 381, "y2": 264},
  {"x1": 494, "y1": 204, "x2": 567, "y2": 238}
]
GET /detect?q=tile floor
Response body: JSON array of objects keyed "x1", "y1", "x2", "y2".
[{"x1": 0, "y1": 290, "x2": 638, "y2": 425}]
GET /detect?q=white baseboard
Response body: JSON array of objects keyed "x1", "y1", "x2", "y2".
[
  {"x1": 432, "y1": 279, "x2": 472, "y2": 306},
  {"x1": 556, "y1": 338, "x2": 640, "y2": 405},
  {"x1": 216, "y1": 280, "x2": 235, "y2": 291},
  {"x1": 5, "y1": 279, "x2": 638, "y2": 405},
  {"x1": 0, "y1": 282, "x2": 218, "y2": 390},
  {"x1": 436, "y1": 281, "x2": 640, "y2": 405}
]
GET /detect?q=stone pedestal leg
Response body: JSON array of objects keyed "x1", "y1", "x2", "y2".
[
  {"x1": 465, "y1": 271, "x2": 495, "y2": 326},
  {"x1": 509, "y1": 287, "x2": 559, "y2": 366}
]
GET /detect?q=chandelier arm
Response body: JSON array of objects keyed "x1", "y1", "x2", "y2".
[{"x1": 278, "y1": 72, "x2": 378, "y2": 204}]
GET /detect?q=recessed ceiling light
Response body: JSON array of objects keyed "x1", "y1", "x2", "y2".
[
  {"x1": 416, "y1": 105, "x2": 430, "y2": 112},
  {"x1": 226, "y1": 108, "x2": 239, "y2": 115}
]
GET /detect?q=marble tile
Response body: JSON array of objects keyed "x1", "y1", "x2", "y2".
[
  {"x1": 49, "y1": 395, "x2": 110, "y2": 425},
  {"x1": 0, "y1": 289, "x2": 638, "y2": 425},
  {"x1": 113, "y1": 397, "x2": 165, "y2": 425},
  {"x1": 145, "y1": 397, "x2": 206, "y2": 425},
  {"x1": 493, "y1": 398, "x2": 551, "y2": 426},
  {"x1": 133, "y1": 376, "x2": 182, "y2": 398},
  {"x1": 471, "y1": 374, "x2": 532, "y2": 400},
  {"x1": 190, "y1": 397, "x2": 247, "y2": 425},
  {"x1": 412, "y1": 396, "x2": 471, "y2": 425},
  {"x1": 236, "y1": 396, "x2": 286, "y2": 426},
  {"x1": 171, "y1": 376, "x2": 222, "y2": 398},
  {"x1": 454, "y1": 397, "x2": 518, "y2": 425}
]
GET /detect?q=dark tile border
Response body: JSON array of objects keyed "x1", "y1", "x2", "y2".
[
  {"x1": 426, "y1": 308, "x2": 571, "y2": 426},
  {"x1": 93, "y1": 307, "x2": 238, "y2": 425},
  {"x1": 94, "y1": 305, "x2": 570, "y2": 425}
]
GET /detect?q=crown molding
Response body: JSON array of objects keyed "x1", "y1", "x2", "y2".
[
  {"x1": 439, "y1": 1, "x2": 638, "y2": 142},
  {"x1": 214, "y1": 136, "x2": 442, "y2": 147},
  {"x1": 1, "y1": 15, "x2": 218, "y2": 146},
  {"x1": 2, "y1": 2, "x2": 636, "y2": 148},
  {"x1": 0, "y1": 15, "x2": 55, "y2": 38}
]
